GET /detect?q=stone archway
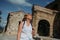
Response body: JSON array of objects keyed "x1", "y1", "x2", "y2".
[
  {"x1": 32, "y1": 5, "x2": 57, "y2": 37},
  {"x1": 37, "y1": 20, "x2": 50, "y2": 36}
]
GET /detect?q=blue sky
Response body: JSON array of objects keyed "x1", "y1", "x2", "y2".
[{"x1": 0, "y1": 0, "x2": 54, "y2": 27}]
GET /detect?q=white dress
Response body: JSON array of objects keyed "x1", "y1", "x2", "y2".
[{"x1": 20, "y1": 21, "x2": 33, "y2": 40}]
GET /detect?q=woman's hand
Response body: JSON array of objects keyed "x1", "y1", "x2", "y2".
[{"x1": 32, "y1": 27, "x2": 35, "y2": 36}]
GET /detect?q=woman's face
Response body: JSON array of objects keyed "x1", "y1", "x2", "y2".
[{"x1": 27, "y1": 14, "x2": 32, "y2": 21}]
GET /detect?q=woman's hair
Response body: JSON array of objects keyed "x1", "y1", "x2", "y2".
[
  {"x1": 22, "y1": 14, "x2": 32, "y2": 23},
  {"x1": 19, "y1": 14, "x2": 28, "y2": 25},
  {"x1": 22, "y1": 14, "x2": 28, "y2": 21}
]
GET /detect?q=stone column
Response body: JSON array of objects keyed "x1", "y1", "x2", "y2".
[
  {"x1": 32, "y1": 12, "x2": 37, "y2": 35},
  {"x1": 49, "y1": 12, "x2": 56, "y2": 37},
  {"x1": 49, "y1": 24, "x2": 53, "y2": 37}
]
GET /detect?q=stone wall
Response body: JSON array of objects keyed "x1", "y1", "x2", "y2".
[
  {"x1": 32, "y1": 5, "x2": 58, "y2": 37},
  {"x1": 5, "y1": 11, "x2": 25, "y2": 35}
]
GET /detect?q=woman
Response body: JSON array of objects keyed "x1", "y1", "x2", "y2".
[{"x1": 17, "y1": 14, "x2": 33, "y2": 40}]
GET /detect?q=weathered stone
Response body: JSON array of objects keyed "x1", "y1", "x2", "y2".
[
  {"x1": 5, "y1": 11, "x2": 26, "y2": 35},
  {"x1": 32, "y1": 5, "x2": 58, "y2": 38}
]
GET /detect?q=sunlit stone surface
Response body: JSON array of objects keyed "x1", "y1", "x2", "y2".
[{"x1": 4, "y1": 11, "x2": 25, "y2": 35}]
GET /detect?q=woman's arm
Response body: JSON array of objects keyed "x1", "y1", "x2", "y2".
[
  {"x1": 32, "y1": 27, "x2": 35, "y2": 37},
  {"x1": 17, "y1": 21, "x2": 23, "y2": 40}
]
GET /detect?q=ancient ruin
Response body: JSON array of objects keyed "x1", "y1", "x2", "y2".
[
  {"x1": 4, "y1": 11, "x2": 25, "y2": 35},
  {"x1": 32, "y1": 5, "x2": 57, "y2": 37},
  {"x1": 4, "y1": 1, "x2": 60, "y2": 39},
  {"x1": 45, "y1": 0, "x2": 60, "y2": 38}
]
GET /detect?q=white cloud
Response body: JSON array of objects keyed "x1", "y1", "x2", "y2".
[
  {"x1": 7, "y1": 0, "x2": 32, "y2": 6},
  {"x1": 46, "y1": 2, "x2": 50, "y2": 4}
]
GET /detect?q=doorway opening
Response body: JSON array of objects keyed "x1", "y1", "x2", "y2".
[{"x1": 38, "y1": 20, "x2": 50, "y2": 36}]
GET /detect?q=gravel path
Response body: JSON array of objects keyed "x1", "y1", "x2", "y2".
[
  {"x1": 0, "y1": 34, "x2": 60, "y2": 40},
  {"x1": 0, "y1": 34, "x2": 16, "y2": 40}
]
